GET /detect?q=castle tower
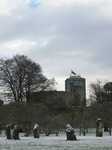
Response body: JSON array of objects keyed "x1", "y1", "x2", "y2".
[{"x1": 65, "y1": 72, "x2": 86, "y2": 106}]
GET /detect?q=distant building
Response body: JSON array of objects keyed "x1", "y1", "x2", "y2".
[
  {"x1": 65, "y1": 73, "x2": 86, "y2": 106},
  {"x1": 31, "y1": 72, "x2": 86, "y2": 107},
  {"x1": 99, "y1": 82, "x2": 112, "y2": 103}
]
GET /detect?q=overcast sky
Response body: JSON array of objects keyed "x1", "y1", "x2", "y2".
[{"x1": 0, "y1": 0, "x2": 112, "y2": 95}]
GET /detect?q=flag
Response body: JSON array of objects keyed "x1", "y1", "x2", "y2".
[{"x1": 71, "y1": 70, "x2": 76, "y2": 75}]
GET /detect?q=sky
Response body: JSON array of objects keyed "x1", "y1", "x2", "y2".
[{"x1": 0, "y1": 0, "x2": 112, "y2": 96}]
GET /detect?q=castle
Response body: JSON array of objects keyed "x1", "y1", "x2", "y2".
[
  {"x1": 31, "y1": 72, "x2": 86, "y2": 107},
  {"x1": 65, "y1": 72, "x2": 86, "y2": 106}
]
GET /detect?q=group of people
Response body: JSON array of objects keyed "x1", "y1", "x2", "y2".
[
  {"x1": 5, "y1": 123, "x2": 77, "y2": 141},
  {"x1": 4, "y1": 118, "x2": 110, "y2": 141},
  {"x1": 6, "y1": 124, "x2": 20, "y2": 140},
  {"x1": 28, "y1": 123, "x2": 77, "y2": 141},
  {"x1": 5, "y1": 123, "x2": 40, "y2": 140},
  {"x1": 65, "y1": 118, "x2": 104, "y2": 140}
]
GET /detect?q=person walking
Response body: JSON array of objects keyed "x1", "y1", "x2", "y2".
[
  {"x1": 5, "y1": 124, "x2": 12, "y2": 139},
  {"x1": 13, "y1": 125, "x2": 20, "y2": 140},
  {"x1": 33, "y1": 123, "x2": 40, "y2": 138},
  {"x1": 96, "y1": 118, "x2": 103, "y2": 137},
  {"x1": 65, "y1": 124, "x2": 77, "y2": 141}
]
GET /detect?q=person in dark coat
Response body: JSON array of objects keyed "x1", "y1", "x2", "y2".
[
  {"x1": 65, "y1": 124, "x2": 77, "y2": 141},
  {"x1": 13, "y1": 125, "x2": 20, "y2": 140},
  {"x1": 96, "y1": 118, "x2": 103, "y2": 137},
  {"x1": 5, "y1": 124, "x2": 12, "y2": 139},
  {"x1": 33, "y1": 123, "x2": 40, "y2": 138},
  {"x1": 45, "y1": 128, "x2": 51, "y2": 136}
]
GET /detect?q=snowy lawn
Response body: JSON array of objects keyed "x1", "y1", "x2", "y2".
[{"x1": 0, "y1": 135, "x2": 112, "y2": 150}]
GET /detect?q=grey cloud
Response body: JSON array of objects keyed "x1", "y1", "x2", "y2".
[{"x1": 0, "y1": 3, "x2": 112, "y2": 90}]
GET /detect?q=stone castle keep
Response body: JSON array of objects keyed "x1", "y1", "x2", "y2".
[
  {"x1": 65, "y1": 73, "x2": 86, "y2": 106},
  {"x1": 32, "y1": 72, "x2": 86, "y2": 107}
]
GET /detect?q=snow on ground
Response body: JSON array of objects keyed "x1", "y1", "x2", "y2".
[{"x1": 0, "y1": 134, "x2": 112, "y2": 150}]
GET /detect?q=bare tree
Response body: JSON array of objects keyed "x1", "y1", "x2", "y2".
[
  {"x1": 89, "y1": 80, "x2": 104, "y2": 104},
  {"x1": 0, "y1": 55, "x2": 55, "y2": 103}
]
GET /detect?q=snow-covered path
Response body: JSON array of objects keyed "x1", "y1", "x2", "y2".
[{"x1": 0, "y1": 135, "x2": 112, "y2": 150}]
